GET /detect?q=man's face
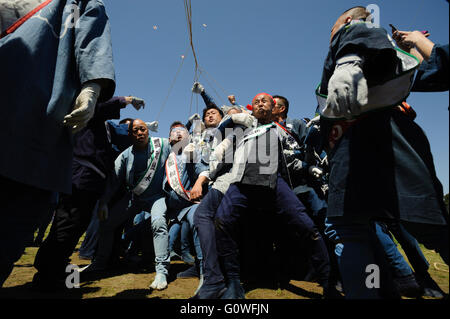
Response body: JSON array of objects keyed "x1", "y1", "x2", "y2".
[
  {"x1": 252, "y1": 94, "x2": 274, "y2": 122},
  {"x1": 272, "y1": 97, "x2": 286, "y2": 119},
  {"x1": 169, "y1": 125, "x2": 189, "y2": 145},
  {"x1": 129, "y1": 119, "x2": 149, "y2": 148},
  {"x1": 204, "y1": 108, "x2": 222, "y2": 128}
]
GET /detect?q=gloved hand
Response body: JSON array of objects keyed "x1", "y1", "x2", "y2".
[
  {"x1": 192, "y1": 82, "x2": 205, "y2": 94},
  {"x1": 146, "y1": 121, "x2": 159, "y2": 132},
  {"x1": 182, "y1": 142, "x2": 198, "y2": 163},
  {"x1": 231, "y1": 113, "x2": 254, "y2": 128},
  {"x1": 130, "y1": 96, "x2": 145, "y2": 110},
  {"x1": 97, "y1": 202, "x2": 109, "y2": 221},
  {"x1": 228, "y1": 95, "x2": 236, "y2": 105},
  {"x1": 324, "y1": 54, "x2": 368, "y2": 120},
  {"x1": 308, "y1": 166, "x2": 323, "y2": 178},
  {"x1": 188, "y1": 113, "x2": 201, "y2": 123},
  {"x1": 306, "y1": 115, "x2": 320, "y2": 128},
  {"x1": 64, "y1": 82, "x2": 101, "y2": 133}
]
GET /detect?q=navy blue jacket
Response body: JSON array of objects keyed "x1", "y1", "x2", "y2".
[
  {"x1": 72, "y1": 97, "x2": 131, "y2": 193},
  {"x1": 319, "y1": 24, "x2": 448, "y2": 224},
  {"x1": 412, "y1": 44, "x2": 449, "y2": 92}
]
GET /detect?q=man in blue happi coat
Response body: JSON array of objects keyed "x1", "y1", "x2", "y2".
[
  {"x1": 81, "y1": 118, "x2": 172, "y2": 290},
  {"x1": 32, "y1": 96, "x2": 144, "y2": 291},
  {"x1": 0, "y1": 0, "x2": 115, "y2": 287},
  {"x1": 317, "y1": 6, "x2": 449, "y2": 298}
]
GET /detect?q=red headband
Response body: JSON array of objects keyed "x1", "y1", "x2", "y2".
[{"x1": 247, "y1": 92, "x2": 275, "y2": 110}]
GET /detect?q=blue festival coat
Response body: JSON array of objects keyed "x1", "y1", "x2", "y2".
[{"x1": 0, "y1": 0, "x2": 115, "y2": 194}]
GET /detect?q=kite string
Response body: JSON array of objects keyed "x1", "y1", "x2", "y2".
[
  {"x1": 198, "y1": 65, "x2": 229, "y2": 99},
  {"x1": 184, "y1": 0, "x2": 199, "y2": 74},
  {"x1": 198, "y1": 67, "x2": 227, "y2": 106},
  {"x1": 184, "y1": 0, "x2": 228, "y2": 113},
  {"x1": 156, "y1": 46, "x2": 190, "y2": 121},
  {"x1": 188, "y1": 71, "x2": 199, "y2": 116}
]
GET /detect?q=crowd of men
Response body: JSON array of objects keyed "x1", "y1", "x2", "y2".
[{"x1": 0, "y1": 1, "x2": 448, "y2": 299}]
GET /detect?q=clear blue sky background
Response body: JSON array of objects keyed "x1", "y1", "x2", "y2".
[{"x1": 104, "y1": 0, "x2": 449, "y2": 193}]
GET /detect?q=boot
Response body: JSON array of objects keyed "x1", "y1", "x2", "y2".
[
  {"x1": 177, "y1": 258, "x2": 202, "y2": 278},
  {"x1": 415, "y1": 272, "x2": 446, "y2": 298},
  {"x1": 393, "y1": 273, "x2": 423, "y2": 298},
  {"x1": 220, "y1": 254, "x2": 245, "y2": 299}
]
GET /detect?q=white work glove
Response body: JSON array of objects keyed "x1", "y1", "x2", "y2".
[
  {"x1": 192, "y1": 82, "x2": 205, "y2": 94},
  {"x1": 308, "y1": 166, "x2": 324, "y2": 178},
  {"x1": 324, "y1": 54, "x2": 368, "y2": 120},
  {"x1": 146, "y1": 121, "x2": 159, "y2": 132},
  {"x1": 188, "y1": 113, "x2": 201, "y2": 123},
  {"x1": 182, "y1": 142, "x2": 198, "y2": 163},
  {"x1": 64, "y1": 82, "x2": 101, "y2": 133},
  {"x1": 306, "y1": 115, "x2": 320, "y2": 128},
  {"x1": 97, "y1": 202, "x2": 109, "y2": 221},
  {"x1": 130, "y1": 96, "x2": 145, "y2": 110},
  {"x1": 231, "y1": 113, "x2": 254, "y2": 128}
]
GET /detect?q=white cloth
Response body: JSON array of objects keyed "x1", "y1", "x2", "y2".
[
  {"x1": 324, "y1": 54, "x2": 368, "y2": 120},
  {"x1": 146, "y1": 121, "x2": 159, "y2": 132},
  {"x1": 64, "y1": 82, "x2": 101, "y2": 133},
  {"x1": 231, "y1": 113, "x2": 254, "y2": 128}
]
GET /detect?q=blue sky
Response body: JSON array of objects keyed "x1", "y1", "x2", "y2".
[{"x1": 103, "y1": 0, "x2": 449, "y2": 193}]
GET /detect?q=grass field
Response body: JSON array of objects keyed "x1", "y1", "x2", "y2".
[{"x1": 0, "y1": 228, "x2": 448, "y2": 300}]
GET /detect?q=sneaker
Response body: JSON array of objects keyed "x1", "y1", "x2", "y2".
[
  {"x1": 182, "y1": 253, "x2": 195, "y2": 265},
  {"x1": 170, "y1": 251, "x2": 182, "y2": 261},
  {"x1": 177, "y1": 265, "x2": 199, "y2": 278}
]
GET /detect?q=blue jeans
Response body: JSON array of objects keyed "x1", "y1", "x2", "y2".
[
  {"x1": 0, "y1": 176, "x2": 53, "y2": 287},
  {"x1": 95, "y1": 195, "x2": 170, "y2": 275},
  {"x1": 78, "y1": 201, "x2": 100, "y2": 258},
  {"x1": 374, "y1": 221, "x2": 413, "y2": 278},
  {"x1": 324, "y1": 217, "x2": 400, "y2": 299},
  {"x1": 386, "y1": 221, "x2": 429, "y2": 275},
  {"x1": 180, "y1": 204, "x2": 203, "y2": 264},
  {"x1": 168, "y1": 221, "x2": 181, "y2": 253}
]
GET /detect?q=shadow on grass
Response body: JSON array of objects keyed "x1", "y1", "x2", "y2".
[
  {"x1": 244, "y1": 280, "x2": 323, "y2": 299},
  {"x1": 78, "y1": 261, "x2": 194, "y2": 284},
  {"x1": 167, "y1": 263, "x2": 194, "y2": 284},
  {"x1": 13, "y1": 264, "x2": 34, "y2": 268},
  {"x1": 283, "y1": 283, "x2": 323, "y2": 299},
  {"x1": 110, "y1": 289, "x2": 158, "y2": 299},
  {"x1": 0, "y1": 282, "x2": 101, "y2": 299}
]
